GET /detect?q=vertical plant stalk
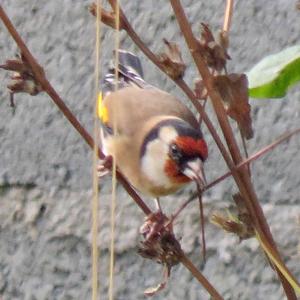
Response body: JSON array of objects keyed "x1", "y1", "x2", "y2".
[
  {"x1": 109, "y1": 1, "x2": 120, "y2": 299},
  {"x1": 169, "y1": 0, "x2": 298, "y2": 298},
  {"x1": 223, "y1": 0, "x2": 234, "y2": 34},
  {"x1": 0, "y1": 5, "x2": 224, "y2": 299},
  {"x1": 92, "y1": 1, "x2": 102, "y2": 299}
]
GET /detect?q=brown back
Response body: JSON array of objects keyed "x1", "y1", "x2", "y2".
[{"x1": 103, "y1": 86, "x2": 199, "y2": 136}]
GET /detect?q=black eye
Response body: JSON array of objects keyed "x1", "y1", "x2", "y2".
[{"x1": 169, "y1": 143, "x2": 182, "y2": 162}]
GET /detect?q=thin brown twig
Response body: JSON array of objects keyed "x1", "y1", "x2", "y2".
[
  {"x1": 198, "y1": 98, "x2": 207, "y2": 125},
  {"x1": 168, "y1": 1, "x2": 298, "y2": 298},
  {"x1": 0, "y1": 5, "x2": 152, "y2": 216},
  {"x1": 179, "y1": 252, "x2": 223, "y2": 300},
  {"x1": 197, "y1": 185, "x2": 206, "y2": 263},
  {"x1": 205, "y1": 128, "x2": 300, "y2": 191},
  {"x1": 239, "y1": 130, "x2": 251, "y2": 176}
]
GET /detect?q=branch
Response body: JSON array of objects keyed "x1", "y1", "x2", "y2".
[
  {"x1": 205, "y1": 128, "x2": 300, "y2": 191},
  {"x1": 179, "y1": 253, "x2": 223, "y2": 300}
]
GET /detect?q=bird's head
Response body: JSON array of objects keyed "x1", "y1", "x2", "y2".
[{"x1": 140, "y1": 118, "x2": 208, "y2": 192}]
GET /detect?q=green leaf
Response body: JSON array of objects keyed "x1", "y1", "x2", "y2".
[{"x1": 247, "y1": 45, "x2": 300, "y2": 98}]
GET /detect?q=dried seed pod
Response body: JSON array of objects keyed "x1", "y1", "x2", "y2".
[
  {"x1": 196, "y1": 23, "x2": 230, "y2": 73},
  {"x1": 211, "y1": 193, "x2": 255, "y2": 240},
  {"x1": 194, "y1": 78, "x2": 208, "y2": 100},
  {"x1": 89, "y1": 3, "x2": 125, "y2": 30},
  {"x1": 0, "y1": 53, "x2": 44, "y2": 105},
  {"x1": 158, "y1": 39, "x2": 186, "y2": 79},
  {"x1": 138, "y1": 212, "x2": 182, "y2": 296}
]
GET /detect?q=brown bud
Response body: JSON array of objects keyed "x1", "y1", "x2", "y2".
[
  {"x1": 138, "y1": 212, "x2": 182, "y2": 296},
  {"x1": 0, "y1": 54, "x2": 44, "y2": 105},
  {"x1": 196, "y1": 23, "x2": 230, "y2": 72},
  {"x1": 158, "y1": 39, "x2": 186, "y2": 79},
  {"x1": 89, "y1": 3, "x2": 125, "y2": 30},
  {"x1": 211, "y1": 212, "x2": 255, "y2": 241},
  {"x1": 194, "y1": 78, "x2": 208, "y2": 100},
  {"x1": 211, "y1": 193, "x2": 255, "y2": 240}
]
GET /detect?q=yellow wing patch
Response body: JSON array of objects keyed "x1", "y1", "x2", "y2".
[{"x1": 97, "y1": 92, "x2": 109, "y2": 124}]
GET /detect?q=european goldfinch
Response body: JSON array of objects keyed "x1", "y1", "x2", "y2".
[{"x1": 98, "y1": 50, "x2": 208, "y2": 199}]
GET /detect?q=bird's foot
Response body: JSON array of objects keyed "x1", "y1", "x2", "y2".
[
  {"x1": 97, "y1": 155, "x2": 113, "y2": 177},
  {"x1": 139, "y1": 211, "x2": 174, "y2": 243}
]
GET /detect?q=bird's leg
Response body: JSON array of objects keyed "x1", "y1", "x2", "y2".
[
  {"x1": 97, "y1": 155, "x2": 113, "y2": 178},
  {"x1": 155, "y1": 197, "x2": 163, "y2": 213}
]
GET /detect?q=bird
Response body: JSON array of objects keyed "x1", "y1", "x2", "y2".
[{"x1": 98, "y1": 50, "x2": 208, "y2": 207}]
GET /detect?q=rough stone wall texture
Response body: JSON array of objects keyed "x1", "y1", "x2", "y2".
[{"x1": 0, "y1": 1, "x2": 299, "y2": 300}]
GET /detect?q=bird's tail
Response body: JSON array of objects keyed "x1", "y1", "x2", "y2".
[{"x1": 103, "y1": 50, "x2": 146, "y2": 94}]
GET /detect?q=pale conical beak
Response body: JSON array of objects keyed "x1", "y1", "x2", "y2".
[{"x1": 182, "y1": 158, "x2": 207, "y2": 189}]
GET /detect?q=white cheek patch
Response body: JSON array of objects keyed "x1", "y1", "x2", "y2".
[
  {"x1": 141, "y1": 139, "x2": 172, "y2": 187},
  {"x1": 141, "y1": 126, "x2": 180, "y2": 188}
]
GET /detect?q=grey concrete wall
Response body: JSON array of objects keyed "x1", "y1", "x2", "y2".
[{"x1": 0, "y1": 1, "x2": 299, "y2": 299}]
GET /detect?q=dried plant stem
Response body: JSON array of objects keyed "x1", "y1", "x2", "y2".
[
  {"x1": 205, "y1": 127, "x2": 300, "y2": 191},
  {"x1": 197, "y1": 187, "x2": 206, "y2": 262},
  {"x1": 240, "y1": 130, "x2": 251, "y2": 176},
  {"x1": 169, "y1": 0, "x2": 298, "y2": 298},
  {"x1": 0, "y1": 5, "x2": 151, "y2": 216},
  {"x1": 222, "y1": 0, "x2": 233, "y2": 53},
  {"x1": 223, "y1": 0, "x2": 234, "y2": 33},
  {"x1": 92, "y1": 1, "x2": 102, "y2": 299},
  {"x1": 179, "y1": 253, "x2": 223, "y2": 300},
  {"x1": 109, "y1": 1, "x2": 120, "y2": 299}
]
